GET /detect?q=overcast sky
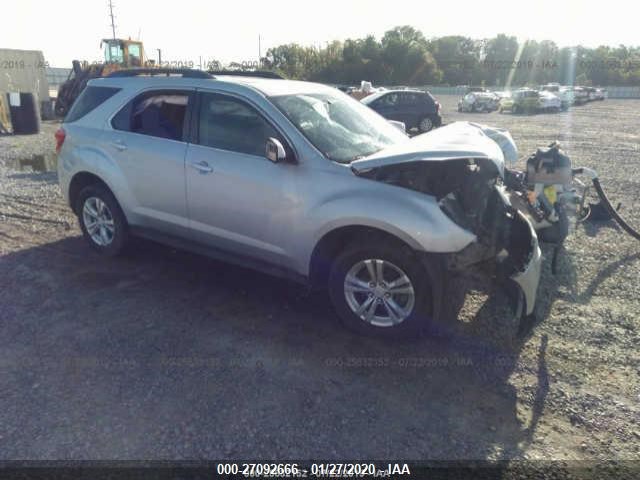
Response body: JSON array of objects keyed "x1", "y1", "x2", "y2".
[{"x1": 2, "y1": 0, "x2": 638, "y2": 67}]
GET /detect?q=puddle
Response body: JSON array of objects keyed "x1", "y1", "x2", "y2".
[{"x1": 6, "y1": 153, "x2": 58, "y2": 172}]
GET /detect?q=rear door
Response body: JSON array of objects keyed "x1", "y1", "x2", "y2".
[
  {"x1": 398, "y1": 92, "x2": 426, "y2": 126},
  {"x1": 107, "y1": 88, "x2": 194, "y2": 236}
]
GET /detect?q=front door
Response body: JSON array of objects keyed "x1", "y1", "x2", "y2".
[{"x1": 185, "y1": 91, "x2": 299, "y2": 268}]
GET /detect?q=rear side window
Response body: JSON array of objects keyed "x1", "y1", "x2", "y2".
[
  {"x1": 422, "y1": 92, "x2": 436, "y2": 104},
  {"x1": 400, "y1": 92, "x2": 424, "y2": 104},
  {"x1": 65, "y1": 86, "x2": 120, "y2": 123},
  {"x1": 112, "y1": 90, "x2": 190, "y2": 141}
]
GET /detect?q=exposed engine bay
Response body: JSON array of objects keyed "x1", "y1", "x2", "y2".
[{"x1": 356, "y1": 157, "x2": 537, "y2": 280}]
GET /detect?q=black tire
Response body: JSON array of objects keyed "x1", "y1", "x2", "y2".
[
  {"x1": 328, "y1": 239, "x2": 440, "y2": 339},
  {"x1": 54, "y1": 102, "x2": 67, "y2": 118},
  {"x1": 417, "y1": 116, "x2": 434, "y2": 133},
  {"x1": 76, "y1": 184, "x2": 129, "y2": 256}
]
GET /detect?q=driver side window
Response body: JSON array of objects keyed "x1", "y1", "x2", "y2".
[{"x1": 197, "y1": 93, "x2": 280, "y2": 157}]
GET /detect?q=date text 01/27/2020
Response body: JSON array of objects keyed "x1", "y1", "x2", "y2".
[{"x1": 215, "y1": 462, "x2": 412, "y2": 477}]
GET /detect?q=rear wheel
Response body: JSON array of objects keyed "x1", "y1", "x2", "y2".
[
  {"x1": 328, "y1": 240, "x2": 438, "y2": 338},
  {"x1": 76, "y1": 184, "x2": 129, "y2": 256},
  {"x1": 418, "y1": 116, "x2": 434, "y2": 133},
  {"x1": 54, "y1": 102, "x2": 67, "y2": 117}
]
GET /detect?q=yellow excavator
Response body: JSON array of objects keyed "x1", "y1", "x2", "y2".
[{"x1": 55, "y1": 38, "x2": 155, "y2": 116}]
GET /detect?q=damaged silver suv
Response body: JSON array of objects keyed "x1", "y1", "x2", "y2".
[{"x1": 57, "y1": 69, "x2": 541, "y2": 339}]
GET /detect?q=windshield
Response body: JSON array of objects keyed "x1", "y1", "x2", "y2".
[
  {"x1": 104, "y1": 42, "x2": 124, "y2": 64},
  {"x1": 271, "y1": 92, "x2": 408, "y2": 163}
]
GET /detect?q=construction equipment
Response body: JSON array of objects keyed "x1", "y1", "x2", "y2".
[{"x1": 55, "y1": 38, "x2": 154, "y2": 117}]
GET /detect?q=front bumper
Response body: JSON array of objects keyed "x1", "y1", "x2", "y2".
[
  {"x1": 510, "y1": 211, "x2": 542, "y2": 315},
  {"x1": 444, "y1": 188, "x2": 542, "y2": 317}
]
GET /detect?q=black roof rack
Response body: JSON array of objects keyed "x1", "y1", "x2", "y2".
[
  {"x1": 106, "y1": 68, "x2": 213, "y2": 79},
  {"x1": 206, "y1": 70, "x2": 284, "y2": 79}
]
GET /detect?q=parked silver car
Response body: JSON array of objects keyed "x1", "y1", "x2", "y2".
[
  {"x1": 56, "y1": 69, "x2": 542, "y2": 339},
  {"x1": 457, "y1": 89, "x2": 500, "y2": 113}
]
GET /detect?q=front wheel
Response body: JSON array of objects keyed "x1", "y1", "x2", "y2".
[{"x1": 328, "y1": 240, "x2": 438, "y2": 338}]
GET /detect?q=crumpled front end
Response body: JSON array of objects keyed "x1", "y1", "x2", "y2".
[
  {"x1": 442, "y1": 183, "x2": 542, "y2": 316},
  {"x1": 352, "y1": 122, "x2": 542, "y2": 316}
]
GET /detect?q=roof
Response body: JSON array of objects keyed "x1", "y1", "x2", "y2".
[
  {"x1": 361, "y1": 89, "x2": 429, "y2": 104},
  {"x1": 90, "y1": 73, "x2": 337, "y2": 98},
  {"x1": 218, "y1": 76, "x2": 337, "y2": 97}
]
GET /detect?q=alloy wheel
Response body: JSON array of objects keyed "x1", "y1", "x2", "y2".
[
  {"x1": 343, "y1": 258, "x2": 416, "y2": 327},
  {"x1": 82, "y1": 196, "x2": 115, "y2": 246},
  {"x1": 419, "y1": 117, "x2": 433, "y2": 132}
]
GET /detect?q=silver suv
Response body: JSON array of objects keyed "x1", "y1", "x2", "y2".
[{"x1": 57, "y1": 69, "x2": 542, "y2": 339}]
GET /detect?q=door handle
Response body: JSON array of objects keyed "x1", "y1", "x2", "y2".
[
  {"x1": 190, "y1": 160, "x2": 213, "y2": 174},
  {"x1": 111, "y1": 140, "x2": 127, "y2": 151}
]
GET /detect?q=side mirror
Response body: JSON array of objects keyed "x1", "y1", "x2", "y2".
[{"x1": 266, "y1": 137, "x2": 287, "y2": 163}]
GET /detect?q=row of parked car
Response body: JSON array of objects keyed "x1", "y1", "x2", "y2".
[
  {"x1": 458, "y1": 84, "x2": 607, "y2": 114},
  {"x1": 338, "y1": 81, "x2": 608, "y2": 135}
]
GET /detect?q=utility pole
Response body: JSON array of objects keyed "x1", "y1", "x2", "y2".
[
  {"x1": 108, "y1": 0, "x2": 116, "y2": 40},
  {"x1": 258, "y1": 35, "x2": 262, "y2": 63}
]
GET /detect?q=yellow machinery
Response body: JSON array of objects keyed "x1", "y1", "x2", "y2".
[{"x1": 55, "y1": 38, "x2": 155, "y2": 116}]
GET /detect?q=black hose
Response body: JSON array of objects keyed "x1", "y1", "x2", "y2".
[{"x1": 592, "y1": 178, "x2": 640, "y2": 241}]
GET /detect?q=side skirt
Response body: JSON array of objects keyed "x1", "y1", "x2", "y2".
[{"x1": 130, "y1": 226, "x2": 308, "y2": 286}]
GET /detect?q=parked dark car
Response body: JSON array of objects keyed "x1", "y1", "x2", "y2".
[{"x1": 361, "y1": 90, "x2": 442, "y2": 133}]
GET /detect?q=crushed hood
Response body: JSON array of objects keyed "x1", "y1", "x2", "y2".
[{"x1": 351, "y1": 121, "x2": 518, "y2": 177}]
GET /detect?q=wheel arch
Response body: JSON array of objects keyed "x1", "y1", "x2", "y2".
[
  {"x1": 68, "y1": 171, "x2": 118, "y2": 216},
  {"x1": 310, "y1": 224, "x2": 446, "y2": 330},
  {"x1": 308, "y1": 225, "x2": 420, "y2": 290}
]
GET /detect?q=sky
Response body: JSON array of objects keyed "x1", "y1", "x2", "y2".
[{"x1": 2, "y1": 0, "x2": 638, "y2": 68}]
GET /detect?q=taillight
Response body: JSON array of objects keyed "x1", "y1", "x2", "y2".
[{"x1": 55, "y1": 128, "x2": 66, "y2": 153}]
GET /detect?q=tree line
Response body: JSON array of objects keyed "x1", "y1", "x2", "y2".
[{"x1": 257, "y1": 26, "x2": 640, "y2": 87}]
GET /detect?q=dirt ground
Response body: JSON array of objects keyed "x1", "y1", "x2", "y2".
[{"x1": 0, "y1": 97, "x2": 639, "y2": 466}]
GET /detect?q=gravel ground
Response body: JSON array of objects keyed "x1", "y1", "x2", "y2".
[{"x1": 0, "y1": 100, "x2": 639, "y2": 465}]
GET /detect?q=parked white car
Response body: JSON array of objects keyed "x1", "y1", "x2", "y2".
[
  {"x1": 540, "y1": 84, "x2": 573, "y2": 109},
  {"x1": 538, "y1": 91, "x2": 563, "y2": 112},
  {"x1": 572, "y1": 87, "x2": 590, "y2": 105},
  {"x1": 593, "y1": 88, "x2": 607, "y2": 101}
]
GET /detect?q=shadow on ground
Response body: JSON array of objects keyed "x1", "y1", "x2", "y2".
[{"x1": 0, "y1": 235, "x2": 568, "y2": 461}]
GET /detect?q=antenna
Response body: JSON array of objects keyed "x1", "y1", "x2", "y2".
[{"x1": 108, "y1": 0, "x2": 116, "y2": 40}]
